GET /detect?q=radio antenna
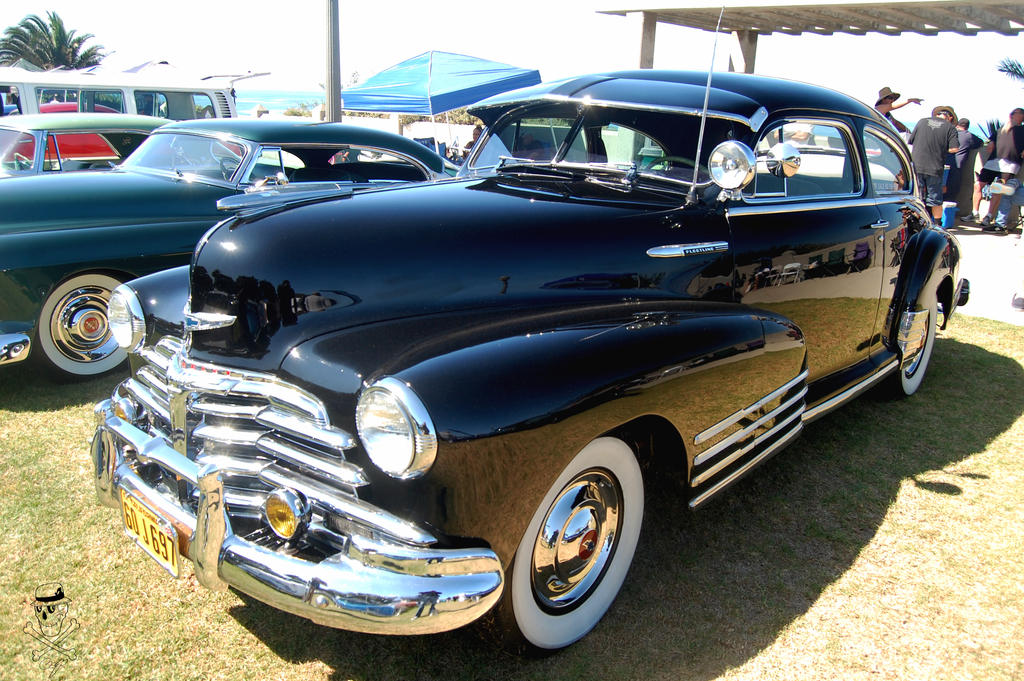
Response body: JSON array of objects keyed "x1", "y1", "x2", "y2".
[{"x1": 686, "y1": 6, "x2": 726, "y2": 206}]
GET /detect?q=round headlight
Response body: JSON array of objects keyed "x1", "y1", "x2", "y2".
[
  {"x1": 355, "y1": 377, "x2": 437, "y2": 479},
  {"x1": 708, "y1": 141, "x2": 756, "y2": 190},
  {"x1": 107, "y1": 284, "x2": 146, "y2": 352}
]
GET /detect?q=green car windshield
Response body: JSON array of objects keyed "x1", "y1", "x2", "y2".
[{"x1": 121, "y1": 132, "x2": 249, "y2": 182}]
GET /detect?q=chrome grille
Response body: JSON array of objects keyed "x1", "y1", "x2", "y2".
[{"x1": 121, "y1": 337, "x2": 372, "y2": 529}]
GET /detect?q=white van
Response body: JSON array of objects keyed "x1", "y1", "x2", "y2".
[{"x1": 0, "y1": 65, "x2": 239, "y2": 119}]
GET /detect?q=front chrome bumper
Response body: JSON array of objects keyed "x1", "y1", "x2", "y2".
[
  {"x1": 0, "y1": 333, "x2": 30, "y2": 365},
  {"x1": 91, "y1": 399, "x2": 504, "y2": 634}
]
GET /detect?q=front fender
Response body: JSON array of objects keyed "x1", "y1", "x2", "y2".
[
  {"x1": 281, "y1": 302, "x2": 805, "y2": 565},
  {"x1": 120, "y1": 265, "x2": 190, "y2": 362}
]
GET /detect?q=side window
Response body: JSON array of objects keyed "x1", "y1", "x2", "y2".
[
  {"x1": 243, "y1": 147, "x2": 302, "y2": 184},
  {"x1": 328, "y1": 147, "x2": 428, "y2": 182},
  {"x1": 43, "y1": 134, "x2": 60, "y2": 171},
  {"x1": 748, "y1": 121, "x2": 859, "y2": 198},
  {"x1": 80, "y1": 89, "x2": 125, "y2": 113},
  {"x1": 135, "y1": 91, "x2": 169, "y2": 118},
  {"x1": 192, "y1": 93, "x2": 215, "y2": 119},
  {"x1": 51, "y1": 132, "x2": 140, "y2": 170},
  {"x1": 863, "y1": 127, "x2": 911, "y2": 194}
]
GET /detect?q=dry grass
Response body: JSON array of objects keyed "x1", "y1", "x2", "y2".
[{"x1": 1, "y1": 314, "x2": 1021, "y2": 681}]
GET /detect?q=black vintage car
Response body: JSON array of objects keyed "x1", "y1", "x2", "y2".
[{"x1": 90, "y1": 71, "x2": 968, "y2": 651}]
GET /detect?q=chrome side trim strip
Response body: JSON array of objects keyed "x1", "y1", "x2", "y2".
[
  {"x1": 689, "y1": 423, "x2": 803, "y2": 509},
  {"x1": 691, "y1": 409, "x2": 803, "y2": 487},
  {"x1": 694, "y1": 370, "x2": 808, "y2": 447},
  {"x1": 647, "y1": 241, "x2": 730, "y2": 258},
  {"x1": 730, "y1": 197, "x2": 878, "y2": 216},
  {"x1": 802, "y1": 359, "x2": 898, "y2": 423},
  {"x1": 693, "y1": 386, "x2": 807, "y2": 467}
]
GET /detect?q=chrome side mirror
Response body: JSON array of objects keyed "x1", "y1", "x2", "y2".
[
  {"x1": 709, "y1": 141, "x2": 756, "y2": 192},
  {"x1": 764, "y1": 142, "x2": 801, "y2": 178}
]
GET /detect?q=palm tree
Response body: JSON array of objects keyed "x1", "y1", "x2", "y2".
[
  {"x1": 0, "y1": 12, "x2": 105, "y2": 69},
  {"x1": 998, "y1": 58, "x2": 1024, "y2": 84}
]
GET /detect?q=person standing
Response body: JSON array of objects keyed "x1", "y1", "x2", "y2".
[
  {"x1": 945, "y1": 118, "x2": 982, "y2": 204},
  {"x1": 875, "y1": 86, "x2": 922, "y2": 134},
  {"x1": 973, "y1": 107, "x2": 1024, "y2": 229},
  {"x1": 950, "y1": 119, "x2": 983, "y2": 212},
  {"x1": 908, "y1": 106, "x2": 960, "y2": 225}
]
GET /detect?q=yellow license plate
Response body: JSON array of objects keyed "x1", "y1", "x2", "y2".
[{"x1": 120, "y1": 489, "x2": 180, "y2": 578}]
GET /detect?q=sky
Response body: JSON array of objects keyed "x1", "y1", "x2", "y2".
[{"x1": 2, "y1": 1, "x2": 1023, "y2": 132}]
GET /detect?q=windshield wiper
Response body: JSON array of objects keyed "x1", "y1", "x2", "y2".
[
  {"x1": 583, "y1": 162, "x2": 640, "y2": 193},
  {"x1": 494, "y1": 156, "x2": 579, "y2": 179}
]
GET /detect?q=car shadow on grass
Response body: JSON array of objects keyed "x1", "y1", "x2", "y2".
[
  {"x1": 196, "y1": 336, "x2": 1024, "y2": 680},
  {"x1": 0, "y1": 359, "x2": 126, "y2": 412}
]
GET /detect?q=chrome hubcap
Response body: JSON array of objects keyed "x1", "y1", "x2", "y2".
[
  {"x1": 50, "y1": 286, "x2": 117, "y2": 362},
  {"x1": 531, "y1": 469, "x2": 621, "y2": 611}
]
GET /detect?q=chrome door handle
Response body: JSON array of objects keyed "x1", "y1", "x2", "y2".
[{"x1": 870, "y1": 220, "x2": 890, "y2": 229}]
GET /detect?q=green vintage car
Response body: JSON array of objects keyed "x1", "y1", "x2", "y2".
[
  {"x1": 0, "y1": 118, "x2": 451, "y2": 378},
  {"x1": 0, "y1": 113, "x2": 167, "y2": 177}
]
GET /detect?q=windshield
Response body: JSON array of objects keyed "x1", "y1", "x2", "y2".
[
  {"x1": 0, "y1": 129, "x2": 37, "y2": 175},
  {"x1": 121, "y1": 132, "x2": 249, "y2": 182},
  {"x1": 469, "y1": 103, "x2": 746, "y2": 186}
]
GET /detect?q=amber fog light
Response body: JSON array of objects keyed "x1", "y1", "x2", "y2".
[{"x1": 263, "y1": 488, "x2": 310, "y2": 540}]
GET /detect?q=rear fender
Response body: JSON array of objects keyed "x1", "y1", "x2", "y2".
[{"x1": 884, "y1": 228, "x2": 956, "y2": 346}]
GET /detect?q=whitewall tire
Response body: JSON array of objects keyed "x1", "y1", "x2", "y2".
[
  {"x1": 37, "y1": 273, "x2": 126, "y2": 378},
  {"x1": 509, "y1": 436, "x2": 644, "y2": 650}
]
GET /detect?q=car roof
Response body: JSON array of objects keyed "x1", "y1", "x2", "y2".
[
  {"x1": 469, "y1": 70, "x2": 882, "y2": 130},
  {"x1": 0, "y1": 112, "x2": 168, "y2": 132},
  {"x1": 157, "y1": 118, "x2": 447, "y2": 172}
]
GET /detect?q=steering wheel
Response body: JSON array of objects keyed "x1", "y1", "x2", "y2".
[
  {"x1": 220, "y1": 157, "x2": 241, "y2": 180},
  {"x1": 13, "y1": 152, "x2": 32, "y2": 170}
]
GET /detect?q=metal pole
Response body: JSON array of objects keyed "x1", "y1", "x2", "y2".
[{"x1": 326, "y1": 0, "x2": 342, "y2": 122}]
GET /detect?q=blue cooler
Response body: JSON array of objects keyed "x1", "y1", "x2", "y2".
[{"x1": 941, "y1": 202, "x2": 957, "y2": 228}]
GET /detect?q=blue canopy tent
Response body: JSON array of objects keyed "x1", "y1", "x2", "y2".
[{"x1": 340, "y1": 51, "x2": 541, "y2": 116}]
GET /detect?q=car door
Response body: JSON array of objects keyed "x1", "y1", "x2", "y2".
[
  {"x1": 861, "y1": 124, "x2": 932, "y2": 355},
  {"x1": 727, "y1": 117, "x2": 884, "y2": 385}
]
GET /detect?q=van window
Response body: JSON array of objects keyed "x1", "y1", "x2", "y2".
[
  {"x1": 37, "y1": 88, "x2": 124, "y2": 114},
  {"x1": 193, "y1": 93, "x2": 215, "y2": 119},
  {"x1": 135, "y1": 91, "x2": 169, "y2": 118}
]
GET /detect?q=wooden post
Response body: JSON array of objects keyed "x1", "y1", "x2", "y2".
[
  {"x1": 640, "y1": 12, "x2": 658, "y2": 69},
  {"x1": 728, "y1": 30, "x2": 758, "y2": 73}
]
